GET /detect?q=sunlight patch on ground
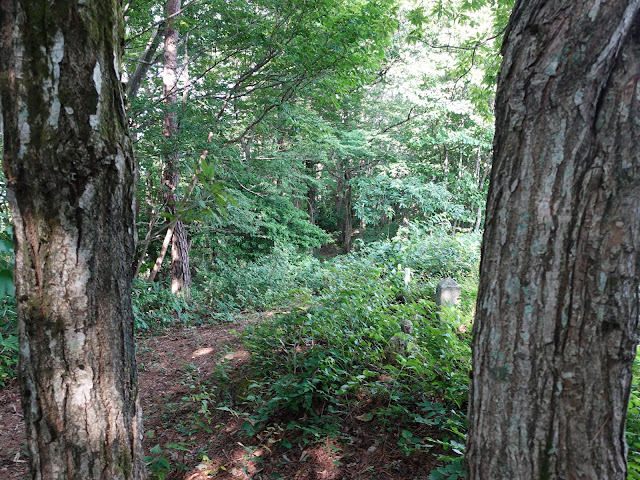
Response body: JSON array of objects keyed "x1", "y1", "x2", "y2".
[
  {"x1": 182, "y1": 443, "x2": 265, "y2": 480},
  {"x1": 223, "y1": 418, "x2": 243, "y2": 433},
  {"x1": 302, "y1": 438, "x2": 344, "y2": 480},
  {"x1": 192, "y1": 347, "x2": 215, "y2": 357},
  {"x1": 222, "y1": 349, "x2": 249, "y2": 362},
  {"x1": 180, "y1": 438, "x2": 346, "y2": 480}
]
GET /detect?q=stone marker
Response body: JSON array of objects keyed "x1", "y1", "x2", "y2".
[
  {"x1": 385, "y1": 319, "x2": 414, "y2": 364},
  {"x1": 399, "y1": 318, "x2": 413, "y2": 334},
  {"x1": 436, "y1": 277, "x2": 462, "y2": 307},
  {"x1": 404, "y1": 267, "x2": 411, "y2": 289}
]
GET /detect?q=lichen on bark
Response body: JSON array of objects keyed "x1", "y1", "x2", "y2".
[
  {"x1": 0, "y1": 1, "x2": 144, "y2": 478},
  {"x1": 466, "y1": 1, "x2": 640, "y2": 479}
]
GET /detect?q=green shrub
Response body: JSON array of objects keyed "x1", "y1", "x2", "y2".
[
  {"x1": 238, "y1": 234, "x2": 477, "y2": 442},
  {"x1": 628, "y1": 351, "x2": 640, "y2": 479},
  {"x1": 357, "y1": 230, "x2": 481, "y2": 280},
  {"x1": 0, "y1": 298, "x2": 18, "y2": 387},
  {"x1": 198, "y1": 245, "x2": 325, "y2": 312},
  {"x1": 0, "y1": 217, "x2": 17, "y2": 386},
  {"x1": 132, "y1": 280, "x2": 212, "y2": 331}
]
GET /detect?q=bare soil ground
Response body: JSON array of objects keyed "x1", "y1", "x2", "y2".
[{"x1": 0, "y1": 312, "x2": 439, "y2": 479}]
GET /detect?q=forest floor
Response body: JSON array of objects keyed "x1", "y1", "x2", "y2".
[{"x1": 0, "y1": 312, "x2": 439, "y2": 479}]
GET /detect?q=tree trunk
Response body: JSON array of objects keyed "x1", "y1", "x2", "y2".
[
  {"x1": 162, "y1": 0, "x2": 191, "y2": 296},
  {"x1": 473, "y1": 146, "x2": 481, "y2": 181},
  {"x1": 335, "y1": 159, "x2": 345, "y2": 232},
  {"x1": 0, "y1": 1, "x2": 144, "y2": 478},
  {"x1": 342, "y1": 182, "x2": 353, "y2": 252},
  {"x1": 127, "y1": 24, "x2": 163, "y2": 100},
  {"x1": 473, "y1": 205, "x2": 482, "y2": 233},
  {"x1": 335, "y1": 161, "x2": 353, "y2": 252},
  {"x1": 466, "y1": 2, "x2": 640, "y2": 479},
  {"x1": 306, "y1": 160, "x2": 316, "y2": 225}
]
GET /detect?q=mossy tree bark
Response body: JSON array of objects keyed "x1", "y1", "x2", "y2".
[
  {"x1": 467, "y1": 1, "x2": 640, "y2": 478},
  {"x1": 0, "y1": 1, "x2": 144, "y2": 478}
]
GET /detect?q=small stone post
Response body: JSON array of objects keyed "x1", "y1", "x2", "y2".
[{"x1": 436, "y1": 277, "x2": 462, "y2": 307}]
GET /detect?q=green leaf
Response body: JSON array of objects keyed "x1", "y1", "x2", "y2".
[
  {"x1": 0, "y1": 270, "x2": 15, "y2": 298},
  {"x1": 150, "y1": 444, "x2": 163, "y2": 454},
  {"x1": 0, "y1": 239, "x2": 13, "y2": 254}
]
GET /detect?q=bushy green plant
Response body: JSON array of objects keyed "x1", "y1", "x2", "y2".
[
  {"x1": 358, "y1": 227, "x2": 481, "y2": 279},
  {"x1": 194, "y1": 193, "x2": 332, "y2": 262},
  {"x1": 0, "y1": 215, "x2": 17, "y2": 386},
  {"x1": 132, "y1": 280, "x2": 211, "y2": 331},
  {"x1": 145, "y1": 444, "x2": 171, "y2": 480},
  {"x1": 628, "y1": 350, "x2": 640, "y2": 479},
  {"x1": 429, "y1": 458, "x2": 466, "y2": 480},
  {"x1": 237, "y1": 233, "x2": 477, "y2": 447},
  {"x1": 241, "y1": 261, "x2": 398, "y2": 422},
  {"x1": 352, "y1": 176, "x2": 466, "y2": 233},
  {"x1": 0, "y1": 298, "x2": 18, "y2": 387},
  {"x1": 198, "y1": 245, "x2": 325, "y2": 312}
]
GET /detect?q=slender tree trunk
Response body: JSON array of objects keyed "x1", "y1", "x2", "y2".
[
  {"x1": 335, "y1": 160, "x2": 354, "y2": 252},
  {"x1": 127, "y1": 23, "x2": 163, "y2": 100},
  {"x1": 0, "y1": 1, "x2": 144, "y2": 478},
  {"x1": 335, "y1": 159, "x2": 345, "y2": 234},
  {"x1": 162, "y1": 0, "x2": 191, "y2": 296},
  {"x1": 342, "y1": 182, "x2": 353, "y2": 252},
  {"x1": 306, "y1": 160, "x2": 316, "y2": 224},
  {"x1": 473, "y1": 156, "x2": 490, "y2": 232},
  {"x1": 473, "y1": 146, "x2": 481, "y2": 181},
  {"x1": 442, "y1": 145, "x2": 449, "y2": 177},
  {"x1": 473, "y1": 205, "x2": 482, "y2": 233},
  {"x1": 466, "y1": 2, "x2": 640, "y2": 479},
  {"x1": 134, "y1": 206, "x2": 159, "y2": 278},
  {"x1": 148, "y1": 225, "x2": 174, "y2": 283},
  {"x1": 170, "y1": 220, "x2": 190, "y2": 294}
]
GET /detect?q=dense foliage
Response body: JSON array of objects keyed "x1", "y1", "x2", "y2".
[
  {"x1": 239, "y1": 232, "x2": 479, "y2": 436},
  {"x1": 0, "y1": 0, "x2": 639, "y2": 478},
  {"x1": 0, "y1": 214, "x2": 16, "y2": 388},
  {"x1": 124, "y1": 0, "x2": 504, "y2": 279},
  {"x1": 629, "y1": 353, "x2": 640, "y2": 480},
  {"x1": 130, "y1": 230, "x2": 640, "y2": 479}
]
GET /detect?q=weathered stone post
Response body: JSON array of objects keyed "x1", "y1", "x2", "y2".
[
  {"x1": 404, "y1": 267, "x2": 411, "y2": 289},
  {"x1": 436, "y1": 277, "x2": 462, "y2": 307},
  {"x1": 385, "y1": 319, "x2": 415, "y2": 364}
]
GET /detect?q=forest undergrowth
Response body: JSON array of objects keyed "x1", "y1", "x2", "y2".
[
  {"x1": 0, "y1": 231, "x2": 639, "y2": 479},
  {"x1": 130, "y1": 230, "x2": 640, "y2": 480}
]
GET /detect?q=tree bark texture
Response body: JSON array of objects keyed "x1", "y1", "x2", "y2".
[
  {"x1": 0, "y1": 1, "x2": 144, "y2": 479},
  {"x1": 467, "y1": 1, "x2": 640, "y2": 479},
  {"x1": 162, "y1": 0, "x2": 191, "y2": 296}
]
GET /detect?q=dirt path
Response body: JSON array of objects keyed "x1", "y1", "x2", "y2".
[
  {"x1": 0, "y1": 312, "x2": 438, "y2": 479},
  {"x1": 0, "y1": 313, "x2": 260, "y2": 480}
]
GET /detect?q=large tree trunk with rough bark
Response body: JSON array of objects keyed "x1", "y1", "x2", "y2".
[
  {"x1": 161, "y1": 0, "x2": 191, "y2": 296},
  {"x1": 0, "y1": 1, "x2": 144, "y2": 479},
  {"x1": 466, "y1": 1, "x2": 640, "y2": 479}
]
